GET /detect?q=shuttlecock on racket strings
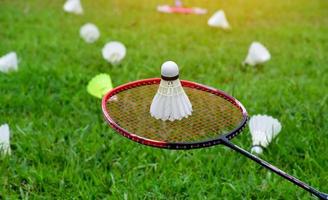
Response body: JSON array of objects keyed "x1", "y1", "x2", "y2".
[
  {"x1": 249, "y1": 115, "x2": 282, "y2": 154},
  {"x1": 102, "y1": 41, "x2": 126, "y2": 65},
  {"x1": 0, "y1": 52, "x2": 18, "y2": 73},
  {"x1": 63, "y1": 0, "x2": 83, "y2": 15},
  {"x1": 80, "y1": 23, "x2": 100, "y2": 43},
  {"x1": 243, "y1": 42, "x2": 271, "y2": 66},
  {"x1": 150, "y1": 61, "x2": 192, "y2": 121},
  {"x1": 208, "y1": 10, "x2": 230, "y2": 29},
  {"x1": 0, "y1": 124, "x2": 11, "y2": 155}
]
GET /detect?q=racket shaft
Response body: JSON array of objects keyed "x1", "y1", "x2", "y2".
[{"x1": 220, "y1": 137, "x2": 327, "y2": 199}]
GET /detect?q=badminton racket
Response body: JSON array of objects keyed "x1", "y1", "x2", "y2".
[{"x1": 102, "y1": 78, "x2": 327, "y2": 199}]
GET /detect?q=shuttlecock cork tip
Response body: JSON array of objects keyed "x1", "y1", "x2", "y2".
[
  {"x1": 161, "y1": 61, "x2": 179, "y2": 79},
  {"x1": 251, "y1": 146, "x2": 263, "y2": 154}
]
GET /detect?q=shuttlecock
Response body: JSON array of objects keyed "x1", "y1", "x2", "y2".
[
  {"x1": 102, "y1": 41, "x2": 126, "y2": 65},
  {"x1": 150, "y1": 61, "x2": 192, "y2": 121},
  {"x1": 208, "y1": 10, "x2": 230, "y2": 29},
  {"x1": 87, "y1": 73, "x2": 113, "y2": 99},
  {"x1": 80, "y1": 23, "x2": 100, "y2": 43},
  {"x1": 0, "y1": 124, "x2": 11, "y2": 155},
  {"x1": 243, "y1": 42, "x2": 271, "y2": 66},
  {"x1": 63, "y1": 0, "x2": 83, "y2": 15},
  {"x1": 249, "y1": 115, "x2": 282, "y2": 154},
  {"x1": 0, "y1": 52, "x2": 18, "y2": 73}
]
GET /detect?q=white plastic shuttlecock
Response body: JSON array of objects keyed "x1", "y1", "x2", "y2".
[
  {"x1": 63, "y1": 0, "x2": 83, "y2": 15},
  {"x1": 102, "y1": 41, "x2": 126, "y2": 65},
  {"x1": 0, "y1": 124, "x2": 11, "y2": 155},
  {"x1": 249, "y1": 115, "x2": 282, "y2": 154},
  {"x1": 243, "y1": 42, "x2": 271, "y2": 66},
  {"x1": 80, "y1": 23, "x2": 100, "y2": 43},
  {"x1": 208, "y1": 10, "x2": 230, "y2": 29},
  {"x1": 0, "y1": 52, "x2": 18, "y2": 73},
  {"x1": 150, "y1": 61, "x2": 192, "y2": 121}
]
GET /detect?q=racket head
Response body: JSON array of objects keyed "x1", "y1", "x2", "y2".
[{"x1": 102, "y1": 78, "x2": 248, "y2": 149}]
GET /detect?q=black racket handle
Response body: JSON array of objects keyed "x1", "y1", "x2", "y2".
[{"x1": 220, "y1": 136, "x2": 328, "y2": 200}]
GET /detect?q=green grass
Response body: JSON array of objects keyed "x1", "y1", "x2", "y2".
[{"x1": 1, "y1": 0, "x2": 328, "y2": 199}]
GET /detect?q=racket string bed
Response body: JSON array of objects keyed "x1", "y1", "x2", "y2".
[{"x1": 106, "y1": 84, "x2": 243, "y2": 143}]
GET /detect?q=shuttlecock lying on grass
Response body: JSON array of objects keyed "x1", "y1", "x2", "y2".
[
  {"x1": 243, "y1": 42, "x2": 271, "y2": 66},
  {"x1": 87, "y1": 74, "x2": 113, "y2": 99},
  {"x1": 102, "y1": 41, "x2": 126, "y2": 65},
  {"x1": 63, "y1": 0, "x2": 83, "y2": 15},
  {"x1": 150, "y1": 61, "x2": 192, "y2": 121},
  {"x1": 0, "y1": 124, "x2": 11, "y2": 155},
  {"x1": 80, "y1": 23, "x2": 100, "y2": 43},
  {"x1": 0, "y1": 52, "x2": 18, "y2": 73},
  {"x1": 208, "y1": 10, "x2": 230, "y2": 29},
  {"x1": 249, "y1": 115, "x2": 282, "y2": 154}
]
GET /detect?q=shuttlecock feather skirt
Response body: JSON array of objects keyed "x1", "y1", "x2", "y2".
[{"x1": 150, "y1": 79, "x2": 192, "y2": 121}]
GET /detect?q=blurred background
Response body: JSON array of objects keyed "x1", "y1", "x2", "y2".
[{"x1": 0, "y1": 0, "x2": 327, "y2": 199}]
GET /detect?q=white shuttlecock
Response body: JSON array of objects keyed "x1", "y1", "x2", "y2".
[
  {"x1": 243, "y1": 42, "x2": 271, "y2": 66},
  {"x1": 63, "y1": 0, "x2": 83, "y2": 15},
  {"x1": 208, "y1": 10, "x2": 230, "y2": 29},
  {"x1": 0, "y1": 52, "x2": 18, "y2": 73},
  {"x1": 0, "y1": 124, "x2": 11, "y2": 155},
  {"x1": 249, "y1": 115, "x2": 282, "y2": 154},
  {"x1": 150, "y1": 61, "x2": 192, "y2": 121},
  {"x1": 80, "y1": 23, "x2": 100, "y2": 43},
  {"x1": 102, "y1": 41, "x2": 126, "y2": 65}
]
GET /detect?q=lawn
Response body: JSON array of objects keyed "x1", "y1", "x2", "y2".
[{"x1": 0, "y1": 0, "x2": 328, "y2": 199}]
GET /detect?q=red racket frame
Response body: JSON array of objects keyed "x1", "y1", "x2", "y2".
[{"x1": 102, "y1": 78, "x2": 248, "y2": 149}]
